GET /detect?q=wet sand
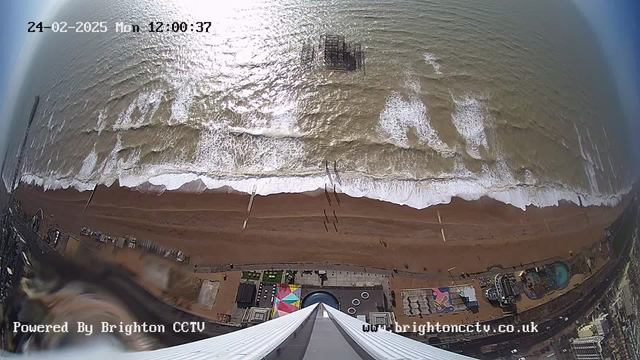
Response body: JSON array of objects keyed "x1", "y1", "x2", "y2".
[{"x1": 14, "y1": 183, "x2": 629, "y2": 275}]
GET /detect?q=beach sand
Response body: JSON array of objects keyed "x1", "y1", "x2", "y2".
[{"x1": 14, "y1": 183, "x2": 629, "y2": 275}]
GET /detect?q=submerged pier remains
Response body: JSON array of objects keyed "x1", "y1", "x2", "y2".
[{"x1": 301, "y1": 34, "x2": 365, "y2": 73}]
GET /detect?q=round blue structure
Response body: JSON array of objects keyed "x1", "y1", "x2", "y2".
[
  {"x1": 302, "y1": 291, "x2": 340, "y2": 310},
  {"x1": 554, "y1": 262, "x2": 570, "y2": 288}
]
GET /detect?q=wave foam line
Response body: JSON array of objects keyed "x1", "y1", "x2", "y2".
[
  {"x1": 451, "y1": 95, "x2": 489, "y2": 159},
  {"x1": 424, "y1": 53, "x2": 443, "y2": 75},
  {"x1": 376, "y1": 76, "x2": 454, "y2": 157},
  {"x1": 20, "y1": 168, "x2": 629, "y2": 211}
]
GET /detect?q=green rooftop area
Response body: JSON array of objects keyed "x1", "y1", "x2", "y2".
[
  {"x1": 262, "y1": 270, "x2": 283, "y2": 283},
  {"x1": 242, "y1": 271, "x2": 261, "y2": 281}
]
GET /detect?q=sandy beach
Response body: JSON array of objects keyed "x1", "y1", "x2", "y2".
[{"x1": 14, "y1": 183, "x2": 629, "y2": 275}]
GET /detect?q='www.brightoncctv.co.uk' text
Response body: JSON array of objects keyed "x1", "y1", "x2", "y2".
[{"x1": 363, "y1": 322, "x2": 539, "y2": 336}]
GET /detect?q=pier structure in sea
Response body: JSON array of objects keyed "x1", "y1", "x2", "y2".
[{"x1": 300, "y1": 34, "x2": 365, "y2": 73}]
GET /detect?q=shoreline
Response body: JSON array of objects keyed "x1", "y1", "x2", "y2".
[
  {"x1": 18, "y1": 170, "x2": 631, "y2": 211},
  {"x1": 14, "y1": 182, "x2": 630, "y2": 275}
]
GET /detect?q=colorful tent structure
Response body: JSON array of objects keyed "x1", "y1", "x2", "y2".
[{"x1": 271, "y1": 284, "x2": 302, "y2": 318}]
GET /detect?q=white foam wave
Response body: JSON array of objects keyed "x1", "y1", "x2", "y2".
[
  {"x1": 451, "y1": 95, "x2": 489, "y2": 159},
  {"x1": 17, "y1": 86, "x2": 628, "y2": 212},
  {"x1": 1, "y1": 172, "x2": 9, "y2": 192},
  {"x1": 584, "y1": 162, "x2": 599, "y2": 193},
  {"x1": 22, "y1": 171, "x2": 95, "y2": 192},
  {"x1": 594, "y1": 144, "x2": 604, "y2": 171},
  {"x1": 20, "y1": 159, "x2": 629, "y2": 211},
  {"x1": 112, "y1": 90, "x2": 163, "y2": 131},
  {"x1": 377, "y1": 83, "x2": 453, "y2": 156},
  {"x1": 424, "y1": 53, "x2": 442, "y2": 75},
  {"x1": 168, "y1": 74, "x2": 196, "y2": 126},
  {"x1": 192, "y1": 91, "x2": 306, "y2": 175},
  {"x1": 575, "y1": 123, "x2": 586, "y2": 160},
  {"x1": 47, "y1": 113, "x2": 54, "y2": 130},
  {"x1": 96, "y1": 110, "x2": 107, "y2": 135},
  {"x1": 102, "y1": 135, "x2": 141, "y2": 186},
  {"x1": 608, "y1": 154, "x2": 615, "y2": 175},
  {"x1": 17, "y1": 117, "x2": 629, "y2": 212},
  {"x1": 403, "y1": 76, "x2": 422, "y2": 94},
  {"x1": 586, "y1": 128, "x2": 604, "y2": 171},
  {"x1": 602, "y1": 125, "x2": 609, "y2": 144},
  {"x1": 57, "y1": 118, "x2": 66, "y2": 133},
  {"x1": 524, "y1": 169, "x2": 537, "y2": 185},
  {"x1": 78, "y1": 146, "x2": 98, "y2": 180},
  {"x1": 574, "y1": 123, "x2": 599, "y2": 192},
  {"x1": 227, "y1": 126, "x2": 305, "y2": 139}
]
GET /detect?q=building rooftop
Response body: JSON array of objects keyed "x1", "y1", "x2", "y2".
[
  {"x1": 571, "y1": 335, "x2": 604, "y2": 344},
  {"x1": 236, "y1": 282, "x2": 256, "y2": 305}
]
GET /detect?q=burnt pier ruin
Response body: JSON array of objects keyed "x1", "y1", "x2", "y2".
[{"x1": 301, "y1": 34, "x2": 365, "y2": 73}]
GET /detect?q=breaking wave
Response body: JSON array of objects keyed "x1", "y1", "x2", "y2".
[
  {"x1": 10, "y1": 65, "x2": 629, "y2": 212},
  {"x1": 20, "y1": 167, "x2": 628, "y2": 211},
  {"x1": 19, "y1": 155, "x2": 628, "y2": 211},
  {"x1": 451, "y1": 95, "x2": 489, "y2": 159},
  {"x1": 376, "y1": 76, "x2": 454, "y2": 157},
  {"x1": 424, "y1": 53, "x2": 443, "y2": 75},
  {"x1": 14, "y1": 86, "x2": 629, "y2": 212}
]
